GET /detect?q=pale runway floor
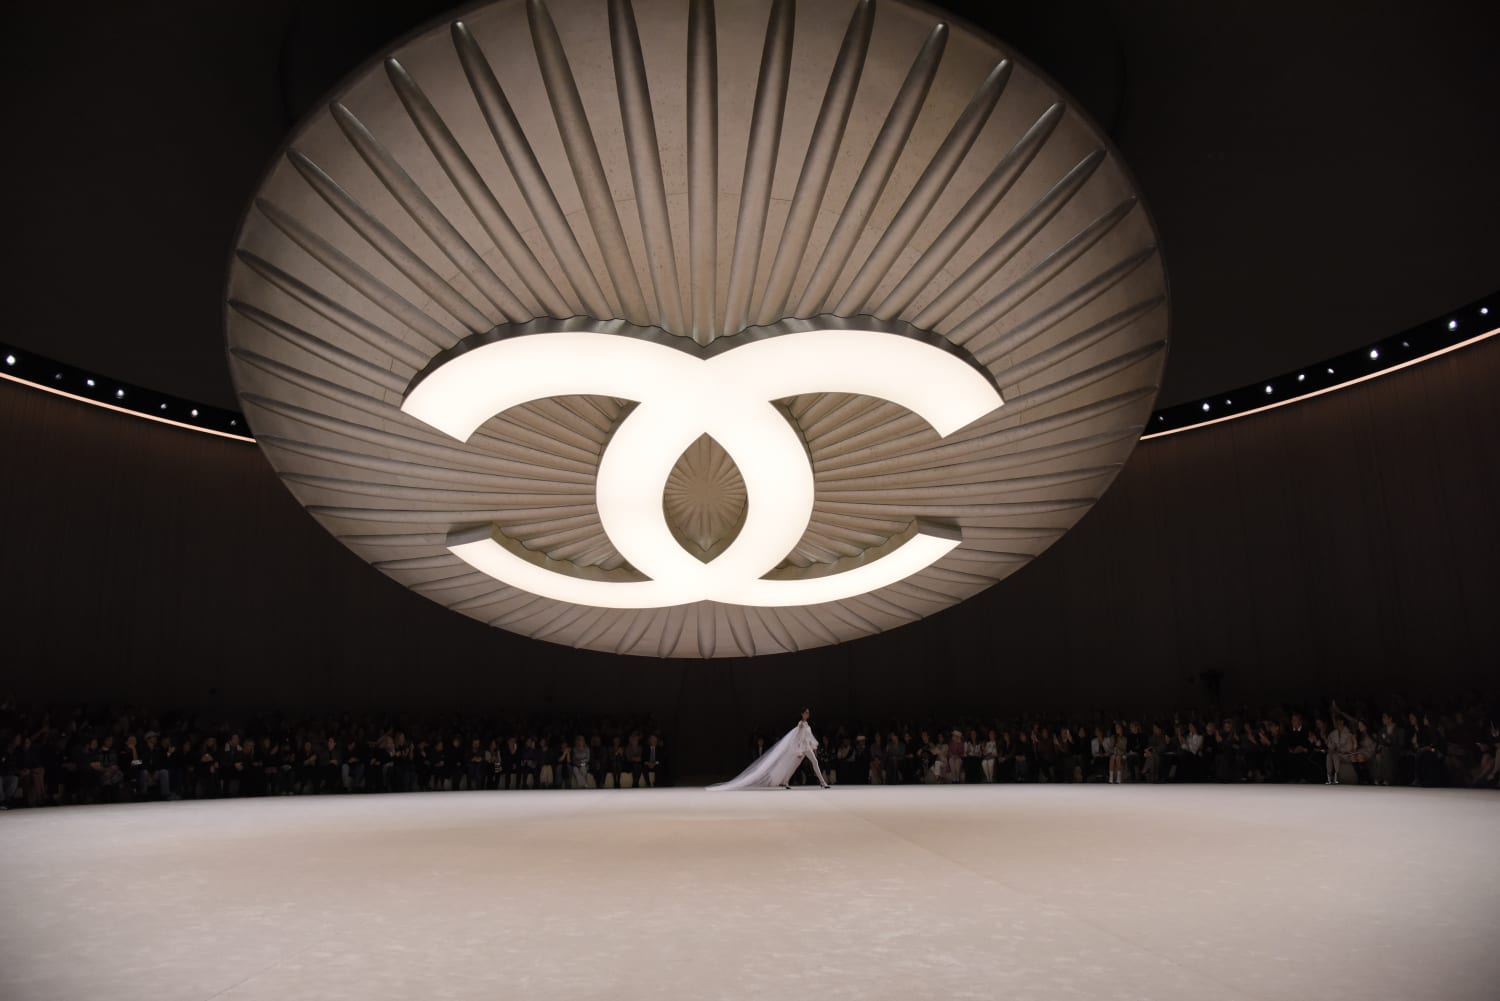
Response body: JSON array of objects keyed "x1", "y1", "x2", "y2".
[{"x1": 2, "y1": 785, "x2": 1496, "y2": 1001}]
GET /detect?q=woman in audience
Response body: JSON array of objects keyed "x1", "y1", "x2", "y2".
[
  {"x1": 570, "y1": 735, "x2": 591, "y2": 788},
  {"x1": 1108, "y1": 722, "x2": 1130, "y2": 784},
  {"x1": 1095, "y1": 723, "x2": 1114, "y2": 785},
  {"x1": 945, "y1": 730, "x2": 964, "y2": 783}
]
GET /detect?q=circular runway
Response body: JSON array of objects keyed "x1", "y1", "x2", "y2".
[{"x1": 2, "y1": 785, "x2": 1495, "y2": 1000}]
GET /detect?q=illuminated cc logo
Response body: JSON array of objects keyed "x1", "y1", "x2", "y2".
[{"x1": 402, "y1": 319, "x2": 1003, "y2": 609}]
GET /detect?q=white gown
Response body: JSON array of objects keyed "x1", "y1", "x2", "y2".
[{"x1": 708, "y1": 721, "x2": 827, "y2": 790}]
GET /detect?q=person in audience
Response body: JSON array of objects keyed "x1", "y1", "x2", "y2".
[
  {"x1": 1411, "y1": 712, "x2": 1444, "y2": 787},
  {"x1": 19, "y1": 735, "x2": 47, "y2": 807},
  {"x1": 1141, "y1": 722, "x2": 1168, "y2": 783},
  {"x1": 249, "y1": 736, "x2": 271, "y2": 796},
  {"x1": 884, "y1": 732, "x2": 907, "y2": 785},
  {"x1": 945, "y1": 730, "x2": 964, "y2": 784},
  {"x1": 624, "y1": 732, "x2": 644, "y2": 789},
  {"x1": 1125, "y1": 721, "x2": 1147, "y2": 783},
  {"x1": 959, "y1": 729, "x2": 980, "y2": 784},
  {"x1": 467, "y1": 738, "x2": 487, "y2": 793},
  {"x1": 1013, "y1": 729, "x2": 1033, "y2": 782},
  {"x1": 1473, "y1": 720, "x2": 1499, "y2": 788},
  {"x1": 0, "y1": 734, "x2": 19, "y2": 809},
  {"x1": 498, "y1": 735, "x2": 519, "y2": 790},
  {"x1": 1325, "y1": 713, "x2": 1357, "y2": 785},
  {"x1": 1283, "y1": 713, "x2": 1313, "y2": 783},
  {"x1": 481, "y1": 737, "x2": 500, "y2": 790},
  {"x1": 641, "y1": 733, "x2": 663, "y2": 788},
  {"x1": 981, "y1": 729, "x2": 999, "y2": 783},
  {"x1": 195, "y1": 736, "x2": 220, "y2": 798},
  {"x1": 1374, "y1": 712, "x2": 1403, "y2": 785},
  {"x1": 1348, "y1": 719, "x2": 1376, "y2": 785},
  {"x1": 1109, "y1": 722, "x2": 1131, "y2": 784},
  {"x1": 554, "y1": 737, "x2": 572, "y2": 789},
  {"x1": 341, "y1": 736, "x2": 364, "y2": 792},
  {"x1": 604, "y1": 736, "x2": 624, "y2": 789},
  {"x1": 1032, "y1": 725, "x2": 1057, "y2": 784},
  {"x1": 1240, "y1": 722, "x2": 1266, "y2": 782},
  {"x1": 1179, "y1": 722, "x2": 1205, "y2": 782},
  {"x1": 1205, "y1": 722, "x2": 1230, "y2": 782}
]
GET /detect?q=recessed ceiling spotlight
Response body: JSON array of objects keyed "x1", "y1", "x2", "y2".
[
  {"x1": 160, "y1": 404, "x2": 168, "y2": 411},
  {"x1": 1297, "y1": 373, "x2": 1306, "y2": 382},
  {"x1": 1265, "y1": 385, "x2": 1273, "y2": 394},
  {"x1": 85, "y1": 378, "x2": 95, "y2": 387},
  {"x1": 1327, "y1": 367, "x2": 1335, "y2": 375},
  {"x1": 53, "y1": 373, "x2": 62, "y2": 381},
  {"x1": 1481, "y1": 307, "x2": 1490, "y2": 316},
  {"x1": 1202, "y1": 402, "x2": 1210, "y2": 412},
  {"x1": 3, "y1": 354, "x2": 14, "y2": 366},
  {"x1": 1369, "y1": 348, "x2": 1379, "y2": 360},
  {"x1": 1401, "y1": 341, "x2": 1409, "y2": 348},
  {"x1": 190, "y1": 409, "x2": 199, "y2": 417},
  {"x1": 115, "y1": 389, "x2": 125, "y2": 399},
  {"x1": 1225, "y1": 399, "x2": 1232, "y2": 406},
  {"x1": 1448, "y1": 319, "x2": 1458, "y2": 330},
  {"x1": 230, "y1": 420, "x2": 237, "y2": 427}
]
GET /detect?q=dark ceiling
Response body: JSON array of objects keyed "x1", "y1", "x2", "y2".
[{"x1": 5, "y1": 0, "x2": 1498, "y2": 410}]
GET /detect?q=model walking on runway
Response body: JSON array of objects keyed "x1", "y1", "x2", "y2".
[{"x1": 708, "y1": 709, "x2": 830, "y2": 790}]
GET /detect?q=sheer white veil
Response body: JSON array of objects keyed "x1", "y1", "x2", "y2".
[{"x1": 706, "y1": 724, "x2": 811, "y2": 791}]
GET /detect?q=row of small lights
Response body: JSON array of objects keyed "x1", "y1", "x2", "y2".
[
  {"x1": 3, "y1": 296, "x2": 1496, "y2": 446},
  {"x1": 0, "y1": 346, "x2": 254, "y2": 443},
  {"x1": 1142, "y1": 299, "x2": 1495, "y2": 439}
]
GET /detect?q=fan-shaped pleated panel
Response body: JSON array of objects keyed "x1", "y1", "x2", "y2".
[{"x1": 226, "y1": 0, "x2": 1168, "y2": 657}]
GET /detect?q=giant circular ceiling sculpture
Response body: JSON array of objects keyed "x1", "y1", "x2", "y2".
[{"x1": 226, "y1": 0, "x2": 1169, "y2": 657}]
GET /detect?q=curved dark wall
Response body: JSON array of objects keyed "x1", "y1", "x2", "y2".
[{"x1": 3, "y1": 335, "x2": 1497, "y2": 766}]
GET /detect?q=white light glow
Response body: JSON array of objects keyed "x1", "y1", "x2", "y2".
[
  {"x1": 404, "y1": 327, "x2": 1003, "y2": 609},
  {"x1": 1448, "y1": 320, "x2": 1458, "y2": 330},
  {"x1": 1369, "y1": 348, "x2": 1379, "y2": 360},
  {"x1": 3, "y1": 354, "x2": 14, "y2": 366},
  {"x1": 448, "y1": 525, "x2": 961, "y2": 609}
]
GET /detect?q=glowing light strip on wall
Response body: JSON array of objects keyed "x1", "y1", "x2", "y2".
[
  {"x1": 1, "y1": 294, "x2": 1494, "y2": 446},
  {"x1": 0, "y1": 347, "x2": 254, "y2": 443},
  {"x1": 1141, "y1": 324, "x2": 1500, "y2": 440},
  {"x1": 1141, "y1": 298, "x2": 1495, "y2": 440}
]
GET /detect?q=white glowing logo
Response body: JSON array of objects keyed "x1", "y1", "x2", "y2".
[{"x1": 401, "y1": 325, "x2": 1003, "y2": 609}]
